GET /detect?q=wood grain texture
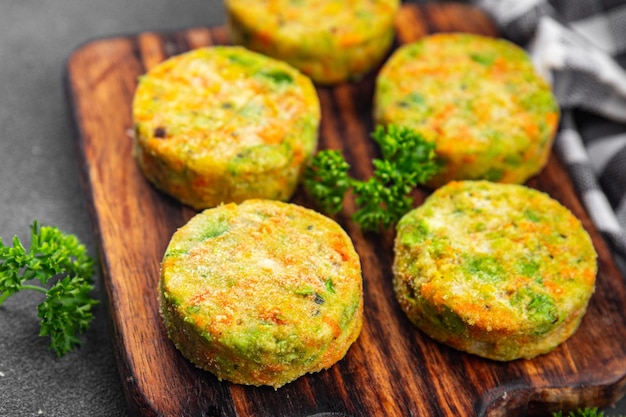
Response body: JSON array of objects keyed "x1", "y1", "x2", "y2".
[{"x1": 65, "y1": 3, "x2": 626, "y2": 416}]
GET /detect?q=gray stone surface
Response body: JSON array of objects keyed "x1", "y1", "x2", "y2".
[{"x1": 0, "y1": 0, "x2": 624, "y2": 416}]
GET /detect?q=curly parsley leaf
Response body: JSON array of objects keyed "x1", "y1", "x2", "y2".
[
  {"x1": 303, "y1": 149, "x2": 351, "y2": 215},
  {"x1": 304, "y1": 124, "x2": 438, "y2": 231},
  {"x1": 0, "y1": 221, "x2": 98, "y2": 357},
  {"x1": 553, "y1": 408, "x2": 625, "y2": 417}
]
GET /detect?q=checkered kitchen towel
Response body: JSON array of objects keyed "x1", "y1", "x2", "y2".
[{"x1": 473, "y1": 0, "x2": 626, "y2": 270}]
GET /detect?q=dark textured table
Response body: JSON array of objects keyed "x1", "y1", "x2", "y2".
[{"x1": 1, "y1": 1, "x2": 625, "y2": 416}]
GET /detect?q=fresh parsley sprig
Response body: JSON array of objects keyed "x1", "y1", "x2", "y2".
[
  {"x1": 553, "y1": 407, "x2": 625, "y2": 417},
  {"x1": 304, "y1": 124, "x2": 439, "y2": 231},
  {"x1": 0, "y1": 221, "x2": 98, "y2": 357}
]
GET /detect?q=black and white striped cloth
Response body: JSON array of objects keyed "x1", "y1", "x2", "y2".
[{"x1": 473, "y1": 0, "x2": 626, "y2": 273}]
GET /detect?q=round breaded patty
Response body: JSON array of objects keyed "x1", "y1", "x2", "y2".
[
  {"x1": 132, "y1": 46, "x2": 320, "y2": 210},
  {"x1": 159, "y1": 199, "x2": 363, "y2": 388},
  {"x1": 393, "y1": 181, "x2": 597, "y2": 361},
  {"x1": 374, "y1": 33, "x2": 560, "y2": 188},
  {"x1": 225, "y1": 0, "x2": 399, "y2": 84}
]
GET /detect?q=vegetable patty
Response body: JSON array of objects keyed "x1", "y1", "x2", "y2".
[
  {"x1": 374, "y1": 33, "x2": 559, "y2": 187},
  {"x1": 225, "y1": 0, "x2": 400, "y2": 84},
  {"x1": 393, "y1": 181, "x2": 597, "y2": 361},
  {"x1": 159, "y1": 199, "x2": 363, "y2": 388},
  {"x1": 132, "y1": 46, "x2": 320, "y2": 209}
]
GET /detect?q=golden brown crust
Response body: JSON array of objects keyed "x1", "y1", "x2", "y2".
[
  {"x1": 159, "y1": 199, "x2": 363, "y2": 387},
  {"x1": 374, "y1": 33, "x2": 560, "y2": 187},
  {"x1": 393, "y1": 181, "x2": 597, "y2": 361},
  {"x1": 225, "y1": 0, "x2": 400, "y2": 84},
  {"x1": 132, "y1": 46, "x2": 320, "y2": 209}
]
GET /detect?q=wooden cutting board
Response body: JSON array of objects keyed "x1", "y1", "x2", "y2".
[{"x1": 65, "y1": 3, "x2": 626, "y2": 416}]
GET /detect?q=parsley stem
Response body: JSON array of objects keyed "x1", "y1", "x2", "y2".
[
  {"x1": 0, "y1": 284, "x2": 47, "y2": 307},
  {"x1": 20, "y1": 284, "x2": 48, "y2": 294}
]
